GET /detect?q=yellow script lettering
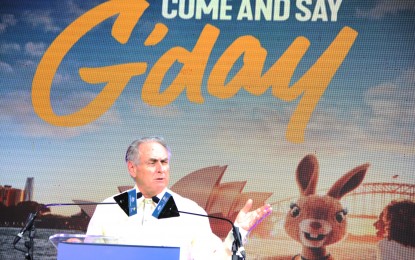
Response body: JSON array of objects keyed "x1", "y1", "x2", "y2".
[{"x1": 32, "y1": 0, "x2": 358, "y2": 143}]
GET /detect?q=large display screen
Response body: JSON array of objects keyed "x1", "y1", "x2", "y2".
[{"x1": 1, "y1": 0, "x2": 414, "y2": 259}]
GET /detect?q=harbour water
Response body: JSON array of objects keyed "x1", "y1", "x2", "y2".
[{"x1": 0, "y1": 227, "x2": 83, "y2": 260}]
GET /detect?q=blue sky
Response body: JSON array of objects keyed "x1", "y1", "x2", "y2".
[{"x1": 1, "y1": 0, "x2": 414, "y2": 215}]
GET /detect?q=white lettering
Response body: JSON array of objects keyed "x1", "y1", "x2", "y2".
[
  {"x1": 179, "y1": 0, "x2": 195, "y2": 19},
  {"x1": 312, "y1": 0, "x2": 327, "y2": 21},
  {"x1": 328, "y1": 0, "x2": 342, "y2": 21},
  {"x1": 256, "y1": 0, "x2": 273, "y2": 21},
  {"x1": 295, "y1": 0, "x2": 312, "y2": 21},
  {"x1": 274, "y1": 0, "x2": 290, "y2": 21},
  {"x1": 295, "y1": 0, "x2": 342, "y2": 22},
  {"x1": 239, "y1": 0, "x2": 290, "y2": 21},
  {"x1": 195, "y1": 0, "x2": 219, "y2": 19},
  {"x1": 237, "y1": 0, "x2": 253, "y2": 20},
  {"x1": 163, "y1": 0, "x2": 232, "y2": 20},
  {"x1": 220, "y1": 0, "x2": 232, "y2": 20},
  {"x1": 162, "y1": 0, "x2": 178, "y2": 19}
]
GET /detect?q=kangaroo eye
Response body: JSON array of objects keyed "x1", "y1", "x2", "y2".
[
  {"x1": 335, "y1": 209, "x2": 348, "y2": 223},
  {"x1": 289, "y1": 202, "x2": 300, "y2": 218}
]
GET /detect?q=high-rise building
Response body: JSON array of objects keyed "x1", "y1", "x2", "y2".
[
  {"x1": 0, "y1": 185, "x2": 24, "y2": 206},
  {"x1": 0, "y1": 185, "x2": 7, "y2": 204},
  {"x1": 24, "y1": 177, "x2": 34, "y2": 201},
  {"x1": 8, "y1": 188, "x2": 24, "y2": 206}
]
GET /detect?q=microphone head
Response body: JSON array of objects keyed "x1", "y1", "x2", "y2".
[
  {"x1": 152, "y1": 192, "x2": 180, "y2": 219},
  {"x1": 113, "y1": 189, "x2": 137, "y2": 216}
]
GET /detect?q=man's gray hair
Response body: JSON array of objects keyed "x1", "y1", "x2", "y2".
[{"x1": 125, "y1": 136, "x2": 171, "y2": 165}]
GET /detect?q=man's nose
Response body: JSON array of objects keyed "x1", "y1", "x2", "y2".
[{"x1": 155, "y1": 161, "x2": 165, "y2": 172}]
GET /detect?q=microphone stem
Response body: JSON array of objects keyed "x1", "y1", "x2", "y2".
[
  {"x1": 177, "y1": 210, "x2": 244, "y2": 256},
  {"x1": 177, "y1": 210, "x2": 234, "y2": 226},
  {"x1": 44, "y1": 202, "x2": 116, "y2": 207}
]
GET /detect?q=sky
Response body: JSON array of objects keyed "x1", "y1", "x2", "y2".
[{"x1": 0, "y1": 0, "x2": 414, "y2": 217}]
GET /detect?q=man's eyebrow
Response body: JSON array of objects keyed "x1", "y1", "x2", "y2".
[{"x1": 148, "y1": 157, "x2": 169, "y2": 162}]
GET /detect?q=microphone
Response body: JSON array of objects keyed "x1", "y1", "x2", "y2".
[
  {"x1": 152, "y1": 192, "x2": 246, "y2": 259},
  {"x1": 152, "y1": 191, "x2": 180, "y2": 219},
  {"x1": 13, "y1": 189, "x2": 138, "y2": 246},
  {"x1": 13, "y1": 212, "x2": 38, "y2": 245},
  {"x1": 113, "y1": 188, "x2": 138, "y2": 217}
]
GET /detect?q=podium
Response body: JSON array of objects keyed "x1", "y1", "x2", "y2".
[{"x1": 49, "y1": 234, "x2": 180, "y2": 260}]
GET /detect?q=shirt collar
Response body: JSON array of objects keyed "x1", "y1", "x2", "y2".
[{"x1": 134, "y1": 186, "x2": 168, "y2": 203}]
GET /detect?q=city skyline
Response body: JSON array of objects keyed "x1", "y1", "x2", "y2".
[{"x1": 0, "y1": 177, "x2": 34, "y2": 207}]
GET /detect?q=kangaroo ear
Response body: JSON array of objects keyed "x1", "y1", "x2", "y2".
[
  {"x1": 296, "y1": 154, "x2": 319, "y2": 196},
  {"x1": 327, "y1": 163, "x2": 370, "y2": 199}
]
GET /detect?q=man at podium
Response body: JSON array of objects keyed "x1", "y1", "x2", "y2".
[{"x1": 86, "y1": 136, "x2": 272, "y2": 259}]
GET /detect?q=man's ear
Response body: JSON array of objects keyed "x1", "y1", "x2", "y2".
[{"x1": 127, "y1": 161, "x2": 137, "y2": 178}]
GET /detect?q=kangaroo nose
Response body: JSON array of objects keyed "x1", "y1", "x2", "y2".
[{"x1": 310, "y1": 221, "x2": 322, "y2": 230}]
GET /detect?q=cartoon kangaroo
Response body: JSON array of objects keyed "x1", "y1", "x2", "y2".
[{"x1": 284, "y1": 154, "x2": 369, "y2": 260}]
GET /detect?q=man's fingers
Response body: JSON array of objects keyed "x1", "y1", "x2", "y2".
[{"x1": 241, "y1": 199, "x2": 253, "y2": 214}]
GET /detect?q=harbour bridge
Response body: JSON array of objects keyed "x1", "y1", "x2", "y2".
[{"x1": 270, "y1": 182, "x2": 415, "y2": 219}]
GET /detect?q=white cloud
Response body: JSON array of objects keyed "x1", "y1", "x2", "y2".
[
  {"x1": 23, "y1": 10, "x2": 60, "y2": 32},
  {"x1": 0, "y1": 90, "x2": 121, "y2": 138},
  {"x1": 365, "y1": 69, "x2": 415, "y2": 121},
  {"x1": 0, "y1": 61, "x2": 13, "y2": 73},
  {"x1": 362, "y1": 69, "x2": 415, "y2": 149},
  {"x1": 17, "y1": 59, "x2": 37, "y2": 68},
  {"x1": 53, "y1": 72, "x2": 72, "y2": 84},
  {"x1": 396, "y1": 66, "x2": 415, "y2": 85},
  {"x1": 25, "y1": 42, "x2": 47, "y2": 57},
  {"x1": 0, "y1": 14, "x2": 17, "y2": 34},
  {"x1": 66, "y1": 0, "x2": 87, "y2": 17},
  {"x1": 356, "y1": 0, "x2": 415, "y2": 20},
  {"x1": 0, "y1": 91, "x2": 33, "y2": 121},
  {"x1": 203, "y1": 102, "x2": 288, "y2": 155},
  {"x1": 263, "y1": 68, "x2": 415, "y2": 155},
  {"x1": 0, "y1": 43, "x2": 21, "y2": 54},
  {"x1": 1, "y1": 14, "x2": 17, "y2": 25},
  {"x1": 121, "y1": 94, "x2": 184, "y2": 118},
  {"x1": 0, "y1": 24, "x2": 6, "y2": 34}
]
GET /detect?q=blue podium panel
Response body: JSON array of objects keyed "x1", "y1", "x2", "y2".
[{"x1": 57, "y1": 242, "x2": 180, "y2": 260}]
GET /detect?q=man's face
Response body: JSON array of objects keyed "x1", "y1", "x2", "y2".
[{"x1": 127, "y1": 141, "x2": 170, "y2": 197}]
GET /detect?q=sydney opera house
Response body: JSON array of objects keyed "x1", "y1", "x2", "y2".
[{"x1": 75, "y1": 165, "x2": 273, "y2": 238}]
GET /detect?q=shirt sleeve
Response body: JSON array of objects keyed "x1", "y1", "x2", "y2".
[
  {"x1": 86, "y1": 197, "x2": 118, "y2": 236},
  {"x1": 86, "y1": 204, "x2": 105, "y2": 236}
]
